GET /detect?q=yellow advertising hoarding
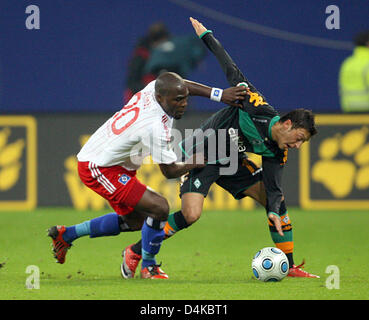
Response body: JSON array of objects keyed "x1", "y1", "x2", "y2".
[
  {"x1": 2, "y1": 113, "x2": 368, "y2": 211},
  {"x1": 0, "y1": 116, "x2": 37, "y2": 210},
  {"x1": 300, "y1": 114, "x2": 369, "y2": 209}
]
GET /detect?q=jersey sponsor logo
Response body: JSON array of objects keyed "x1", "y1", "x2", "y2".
[
  {"x1": 246, "y1": 88, "x2": 268, "y2": 107},
  {"x1": 118, "y1": 174, "x2": 131, "y2": 185}
]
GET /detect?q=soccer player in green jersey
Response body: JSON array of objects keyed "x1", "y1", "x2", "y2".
[{"x1": 122, "y1": 18, "x2": 319, "y2": 279}]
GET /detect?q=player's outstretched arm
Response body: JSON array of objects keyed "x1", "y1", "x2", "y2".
[
  {"x1": 189, "y1": 17, "x2": 246, "y2": 87},
  {"x1": 262, "y1": 156, "x2": 285, "y2": 236},
  {"x1": 190, "y1": 17, "x2": 271, "y2": 113},
  {"x1": 184, "y1": 79, "x2": 247, "y2": 108}
]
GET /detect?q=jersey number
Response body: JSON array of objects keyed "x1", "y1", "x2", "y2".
[{"x1": 111, "y1": 92, "x2": 141, "y2": 135}]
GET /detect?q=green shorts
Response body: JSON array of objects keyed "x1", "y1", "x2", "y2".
[{"x1": 180, "y1": 159, "x2": 262, "y2": 200}]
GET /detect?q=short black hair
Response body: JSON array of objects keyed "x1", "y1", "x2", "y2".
[
  {"x1": 353, "y1": 30, "x2": 369, "y2": 47},
  {"x1": 155, "y1": 72, "x2": 184, "y2": 96},
  {"x1": 280, "y1": 108, "x2": 317, "y2": 137}
]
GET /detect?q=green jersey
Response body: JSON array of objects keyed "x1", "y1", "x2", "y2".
[{"x1": 181, "y1": 31, "x2": 288, "y2": 215}]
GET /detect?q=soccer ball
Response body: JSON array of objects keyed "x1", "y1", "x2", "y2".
[{"x1": 252, "y1": 247, "x2": 289, "y2": 282}]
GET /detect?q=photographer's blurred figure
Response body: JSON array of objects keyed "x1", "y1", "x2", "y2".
[
  {"x1": 339, "y1": 30, "x2": 369, "y2": 113},
  {"x1": 124, "y1": 22, "x2": 170, "y2": 103},
  {"x1": 124, "y1": 22, "x2": 206, "y2": 104}
]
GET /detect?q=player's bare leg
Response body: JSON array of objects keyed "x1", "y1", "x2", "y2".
[{"x1": 180, "y1": 192, "x2": 205, "y2": 224}]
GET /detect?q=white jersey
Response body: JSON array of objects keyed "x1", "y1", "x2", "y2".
[{"x1": 77, "y1": 81, "x2": 177, "y2": 171}]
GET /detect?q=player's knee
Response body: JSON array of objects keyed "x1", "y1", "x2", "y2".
[
  {"x1": 182, "y1": 207, "x2": 202, "y2": 225},
  {"x1": 150, "y1": 196, "x2": 169, "y2": 221}
]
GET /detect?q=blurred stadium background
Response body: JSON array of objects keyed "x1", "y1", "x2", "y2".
[{"x1": 0, "y1": 0, "x2": 368, "y2": 212}]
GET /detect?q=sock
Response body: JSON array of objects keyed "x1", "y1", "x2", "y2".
[
  {"x1": 286, "y1": 253, "x2": 294, "y2": 268},
  {"x1": 63, "y1": 213, "x2": 121, "y2": 243},
  {"x1": 141, "y1": 217, "x2": 166, "y2": 269},
  {"x1": 131, "y1": 211, "x2": 189, "y2": 255},
  {"x1": 88, "y1": 212, "x2": 121, "y2": 238},
  {"x1": 267, "y1": 201, "x2": 294, "y2": 267},
  {"x1": 164, "y1": 210, "x2": 189, "y2": 238},
  {"x1": 63, "y1": 221, "x2": 91, "y2": 244},
  {"x1": 131, "y1": 240, "x2": 142, "y2": 256}
]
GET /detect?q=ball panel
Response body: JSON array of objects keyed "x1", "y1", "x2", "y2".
[
  {"x1": 252, "y1": 268, "x2": 259, "y2": 279},
  {"x1": 271, "y1": 247, "x2": 282, "y2": 254},
  {"x1": 281, "y1": 261, "x2": 288, "y2": 273},
  {"x1": 262, "y1": 258, "x2": 273, "y2": 270},
  {"x1": 254, "y1": 250, "x2": 261, "y2": 259}
]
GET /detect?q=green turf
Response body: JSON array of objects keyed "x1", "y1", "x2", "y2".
[{"x1": 0, "y1": 208, "x2": 368, "y2": 300}]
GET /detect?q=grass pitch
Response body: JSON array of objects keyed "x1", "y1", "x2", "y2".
[{"x1": 0, "y1": 208, "x2": 368, "y2": 300}]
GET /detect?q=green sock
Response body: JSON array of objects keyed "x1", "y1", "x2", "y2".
[{"x1": 164, "y1": 211, "x2": 189, "y2": 238}]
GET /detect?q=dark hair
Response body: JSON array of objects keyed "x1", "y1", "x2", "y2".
[
  {"x1": 280, "y1": 108, "x2": 317, "y2": 137},
  {"x1": 353, "y1": 30, "x2": 369, "y2": 47}
]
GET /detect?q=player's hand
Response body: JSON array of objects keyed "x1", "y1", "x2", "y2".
[
  {"x1": 268, "y1": 213, "x2": 284, "y2": 237},
  {"x1": 222, "y1": 86, "x2": 247, "y2": 108},
  {"x1": 189, "y1": 17, "x2": 207, "y2": 36}
]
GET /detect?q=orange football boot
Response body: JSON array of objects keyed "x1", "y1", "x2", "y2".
[
  {"x1": 121, "y1": 244, "x2": 142, "y2": 279},
  {"x1": 140, "y1": 264, "x2": 169, "y2": 279},
  {"x1": 47, "y1": 225, "x2": 72, "y2": 264},
  {"x1": 288, "y1": 260, "x2": 320, "y2": 278}
]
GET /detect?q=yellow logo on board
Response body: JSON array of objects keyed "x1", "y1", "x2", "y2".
[
  {"x1": 0, "y1": 127, "x2": 25, "y2": 191},
  {"x1": 64, "y1": 135, "x2": 110, "y2": 210},
  {"x1": 311, "y1": 126, "x2": 369, "y2": 198}
]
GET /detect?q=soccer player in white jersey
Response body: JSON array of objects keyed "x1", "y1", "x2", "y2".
[{"x1": 48, "y1": 71, "x2": 247, "y2": 279}]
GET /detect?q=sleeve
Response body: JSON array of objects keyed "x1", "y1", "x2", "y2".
[
  {"x1": 200, "y1": 31, "x2": 272, "y2": 116},
  {"x1": 261, "y1": 156, "x2": 285, "y2": 215}
]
